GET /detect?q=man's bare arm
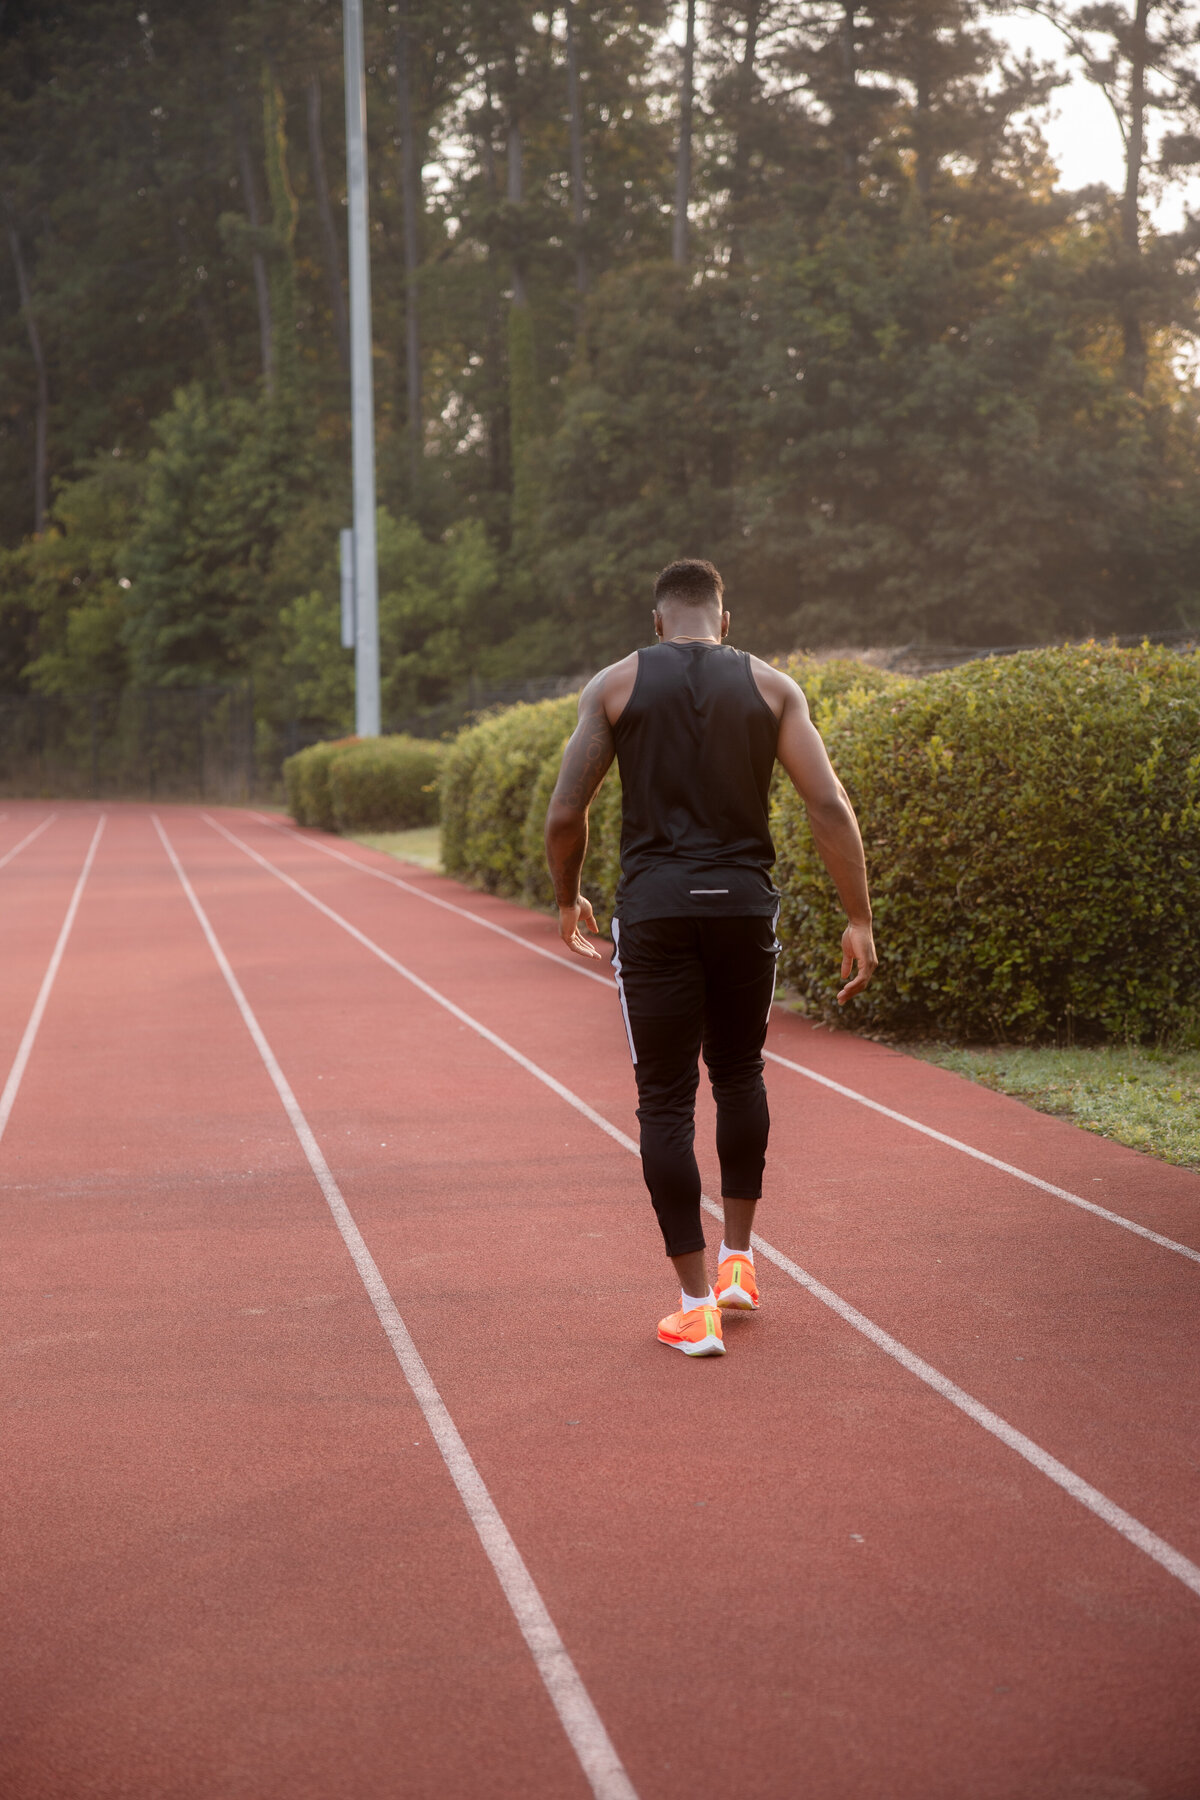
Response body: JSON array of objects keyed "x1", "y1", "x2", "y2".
[
  {"x1": 762, "y1": 665, "x2": 877, "y2": 1004},
  {"x1": 544, "y1": 671, "x2": 617, "y2": 960}
]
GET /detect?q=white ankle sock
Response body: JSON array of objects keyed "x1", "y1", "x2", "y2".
[
  {"x1": 719, "y1": 1241, "x2": 753, "y2": 1266},
  {"x1": 681, "y1": 1286, "x2": 716, "y2": 1313}
]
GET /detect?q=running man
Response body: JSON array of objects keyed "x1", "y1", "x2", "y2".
[{"x1": 545, "y1": 558, "x2": 876, "y2": 1357}]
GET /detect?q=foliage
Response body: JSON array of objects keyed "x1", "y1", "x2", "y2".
[
  {"x1": 283, "y1": 732, "x2": 441, "y2": 832},
  {"x1": 327, "y1": 735, "x2": 442, "y2": 832},
  {"x1": 781, "y1": 656, "x2": 902, "y2": 724},
  {"x1": 0, "y1": 454, "x2": 144, "y2": 693},
  {"x1": 2, "y1": 0, "x2": 1200, "y2": 736},
  {"x1": 282, "y1": 736, "x2": 356, "y2": 832},
  {"x1": 440, "y1": 695, "x2": 579, "y2": 895},
  {"x1": 432, "y1": 645, "x2": 1200, "y2": 1043},
  {"x1": 774, "y1": 643, "x2": 1200, "y2": 1042},
  {"x1": 121, "y1": 385, "x2": 316, "y2": 688}
]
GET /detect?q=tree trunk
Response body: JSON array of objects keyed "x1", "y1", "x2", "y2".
[
  {"x1": 1121, "y1": 0, "x2": 1150, "y2": 393},
  {"x1": 839, "y1": 1, "x2": 857, "y2": 184},
  {"x1": 479, "y1": 68, "x2": 511, "y2": 522},
  {"x1": 507, "y1": 106, "x2": 528, "y2": 308},
  {"x1": 395, "y1": 0, "x2": 423, "y2": 488},
  {"x1": 564, "y1": 0, "x2": 589, "y2": 296},
  {"x1": 173, "y1": 217, "x2": 231, "y2": 394},
  {"x1": 503, "y1": 57, "x2": 539, "y2": 542},
  {"x1": 728, "y1": 0, "x2": 762, "y2": 267},
  {"x1": 673, "y1": 0, "x2": 697, "y2": 266},
  {"x1": 306, "y1": 71, "x2": 350, "y2": 375},
  {"x1": 913, "y1": 14, "x2": 933, "y2": 200},
  {"x1": 2, "y1": 199, "x2": 48, "y2": 535},
  {"x1": 262, "y1": 66, "x2": 299, "y2": 404},
  {"x1": 232, "y1": 99, "x2": 274, "y2": 391}
]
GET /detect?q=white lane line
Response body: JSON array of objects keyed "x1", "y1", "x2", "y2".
[
  {"x1": 205, "y1": 815, "x2": 1200, "y2": 1604},
  {"x1": 249, "y1": 813, "x2": 1200, "y2": 1268},
  {"x1": 206, "y1": 816, "x2": 631, "y2": 1155},
  {"x1": 0, "y1": 812, "x2": 57, "y2": 873},
  {"x1": 249, "y1": 811, "x2": 614, "y2": 988},
  {"x1": 155, "y1": 817, "x2": 637, "y2": 1800},
  {"x1": 0, "y1": 816, "x2": 104, "y2": 1148},
  {"x1": 699, "y1": 1196, "x2": 1200, "y2": 1600},
  {"x1": 762, "y1": 1049, "x2": 1200, "y2": 1266}
]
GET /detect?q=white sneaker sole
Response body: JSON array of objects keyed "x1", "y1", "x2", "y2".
[
  {"x1": 659, "y1": 1330, "x2": 726, "y2": 1356},
  {"x1": 716, "y1": 1289, "x2": 758, "y2": 1311}
]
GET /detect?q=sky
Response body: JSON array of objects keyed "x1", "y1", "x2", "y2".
[
  {"x1": 658, "y1": 4, "x2": 1198, "y2": 232},
  {"x1": 959, "y1": 13, "x2": 1197, "y2": 230}
]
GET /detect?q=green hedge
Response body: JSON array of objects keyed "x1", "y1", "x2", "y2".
[
  {"x1": 438, "y1": 658, "x2": 888, "y2": 925},
  {"x1": 440, "y1": 696, "x2": 580, "y2": 893},
  {"x1": 437, "y1": 645, "x2": 1200, "y2": 1043},
  {"x1": 774, "y1": 643, "x2": 1200, "y2": 1042},
  {"x1": 284, "y1": 734, "x2": 442, "y2": 832},
  {"x1": 283, "y1": 736, "x2": 355, "y2": 831}
]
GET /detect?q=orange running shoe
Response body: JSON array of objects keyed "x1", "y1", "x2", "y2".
[
  {"x1": 715, "y1": 1253, "x2": 759, "y2": 1312},
  {"x1": 657, "y1": 1304, "x2": 725, "y2": 1357}
]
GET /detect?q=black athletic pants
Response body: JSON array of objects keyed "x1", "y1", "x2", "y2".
[{"x1": 610, "y1": 914, "x2": 779, "y2": 1258}]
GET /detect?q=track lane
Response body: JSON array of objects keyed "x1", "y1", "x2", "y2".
[
  {"x1": 0, "y1": 810, "x2": 96, "y2": 1116},
  {"x1": 219, "y1": 814, "x2": 1200, "y2": 1562},
  {"x1": 0, "y1": 810, "x2": 602, "y2": 1800},
  {"x1": 176, "y1": 811, "x2": 1200, "y2": 1799},
  {"x1": 255, "y1": 813, "x2": 1200, "y2": 1256},
  {"x1": 155, "y1": 813, "x2": 637, "y2": 1800},
  {"x1": 0, "y1": 807, "x2": 57, "y2": 870}
]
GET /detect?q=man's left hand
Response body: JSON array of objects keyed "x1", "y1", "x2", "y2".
[{"x1": 559, "y1": 897, "x2": 602, "y2": 960}]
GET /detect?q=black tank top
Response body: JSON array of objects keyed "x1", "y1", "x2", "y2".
[{"x1": 611, "y1": 641, "x2": 780, "y2": 923}]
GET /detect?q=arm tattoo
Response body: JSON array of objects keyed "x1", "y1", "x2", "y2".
[
  {"x1": 553, "y1": 689, "x2": 615, "y2": 811},
  {"x1": 545, "y1": 681, "x2": 616, "y2": 908}
]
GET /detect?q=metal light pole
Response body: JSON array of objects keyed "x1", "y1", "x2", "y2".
[
  {"x1": 343, "y1": 0, "x2": 380, "y2": 737},
  {"x1": 339, "y1": 526, "x2": 355, "y2": 650}
]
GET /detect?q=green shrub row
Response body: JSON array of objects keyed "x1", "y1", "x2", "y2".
[
  {"x1": 438, "y1": 644, "x2": 1200, "y2": 1043},
  {"x1": 775, "y1": 643, "x2": 1200, "y2": 1042},
  {"x1": 283, "y1": 734, "x2": 442, "y2": 833},
  {"x1": 437, "y1": 658, "x2": 893, "y2": 928}
]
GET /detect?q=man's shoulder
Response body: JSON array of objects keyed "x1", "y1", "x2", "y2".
[
  {"x1": 587, "y1": 651, "x2": 640, "y2": 721},
  {"x1": 745, "y1": 653, "x2": 803, "y2": 719}
]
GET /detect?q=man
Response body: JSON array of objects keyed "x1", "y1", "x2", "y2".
[{"x1": 545, "y1": 559, "x2": 876, "y2": 1357}]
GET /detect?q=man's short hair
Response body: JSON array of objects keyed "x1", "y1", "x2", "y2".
[{"x1": 653, "y1": 558, "x2": 724, "y2": 609}]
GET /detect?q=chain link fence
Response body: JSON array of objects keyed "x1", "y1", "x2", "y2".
[{"x1": 0, "y1": 685, "x2": 255, "y2": 800}]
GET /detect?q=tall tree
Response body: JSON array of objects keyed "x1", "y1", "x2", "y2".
[
  {"x1": 306, "y1": 70, "x2": 350, "y2": 376},
  {"x1": 673, "y1": 0, "x2": 698, "y2": 263},
  {"x1": 228, "y1": 90, "x2": 275, "y2": 390},
  {"x1": 395, "y1": 0, "x2": 424, "y2": 490},
  {"x1": 2, "y1": 193, "x2": 48, "y2": 534},
  {"x1": 261, "y1": 63, "x2": 299, "y2": 404},
  {"x1": 564, "y1": 0, "x2": 590, "y2": 296},
  {"x1": 1017, "y1": 0, "x2": 1200, "y2": 392}
]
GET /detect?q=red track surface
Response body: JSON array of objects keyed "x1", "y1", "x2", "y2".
[{"x1": 3, "y1": 801, "x2": 1198, "y2": 1800}]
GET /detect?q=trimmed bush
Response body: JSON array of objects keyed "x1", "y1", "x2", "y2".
[
  {"x1": 440, "y1": 695, "x2": 579, "y2": 894},
  {"x1": 283, "y1": 733, "x2": 441, "y2": 832},
  {"x1": 774, "y1": 643, "x2": 1200, "y2": 1042},
  {"x1": 283, "y1": 736, "x2": 356, "y2": 830},
  {"x1": 442, "y1": 659, "x2": 896, "y2": 928},
  {"x1": 782, "y1": 655, "x2": 901, "y2": 724},
  {"x1": 327, "y1": 735, "x2": 442, "y2": 831}
]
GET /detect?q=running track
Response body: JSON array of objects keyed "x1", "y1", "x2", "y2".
[{"x1": 3, "y1": 802, "x2": 1198, "y2": 1800}]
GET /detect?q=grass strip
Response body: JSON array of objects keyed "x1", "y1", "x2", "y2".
[
  {"x1": 349, "y1": 826, "x2": 442, "y2": 870},
  {"x1": 909, "y1": 1044, "x2": 1200, "y2": 1170}
]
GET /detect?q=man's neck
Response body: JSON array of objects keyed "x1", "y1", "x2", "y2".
[{"x1": 661, "y1": 618, "x2": 722, "y2": 645}]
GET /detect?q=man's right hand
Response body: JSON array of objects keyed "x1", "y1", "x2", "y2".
[
  {"x1": 837, "y1": 921, "x2": 877, "y2": 1004},
  {"x1": 559, "y1": 896, "x2": 602, "y2": 960}
]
